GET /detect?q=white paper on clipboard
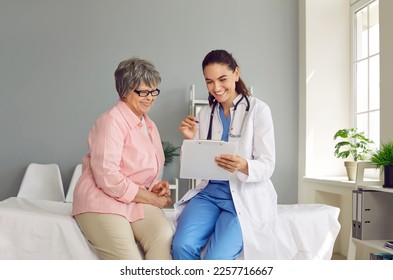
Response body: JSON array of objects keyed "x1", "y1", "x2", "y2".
[{"x1": 180, "y1": 140, "x2": 239, "y2": 180}]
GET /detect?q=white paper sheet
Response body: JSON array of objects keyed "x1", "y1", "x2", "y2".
[{"x1": 180, "y1": 140, "x2": 238, "y2": 180}]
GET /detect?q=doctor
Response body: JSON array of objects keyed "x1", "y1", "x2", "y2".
[{"x1": 172, "y1": 49, "x2": 286, "y2": 260}]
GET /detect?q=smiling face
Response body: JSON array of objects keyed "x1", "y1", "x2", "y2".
[
  {"x1": 203, "y1": 63, "x2": 239, "y2": 108},
  {"x1": 123, "y1": 82, "x2": 158, "y2": 119}
]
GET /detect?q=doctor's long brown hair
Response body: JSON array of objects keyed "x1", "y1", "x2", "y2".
[{"x1": 202, "y1": 50, "x2": 251, "y2": 106}]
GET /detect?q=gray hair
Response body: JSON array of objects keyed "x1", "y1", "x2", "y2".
[{"x1": 114, "y1": 57, "x2": 161, "y2": 98}]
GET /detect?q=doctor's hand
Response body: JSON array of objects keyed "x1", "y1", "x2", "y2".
[
  {"x1": 215, "y1": 154, "x2": 249, "y2": 175},
  {"x1": 179, "y1": 115, "x2": 198, "y2": 139}
]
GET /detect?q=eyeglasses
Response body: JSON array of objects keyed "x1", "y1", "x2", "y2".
[{"x1": 134, "y1": 89, "x2": 160, "y2": 97}]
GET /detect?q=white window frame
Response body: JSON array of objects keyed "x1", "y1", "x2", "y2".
[{"x1": 351, "y1": 0, "x2": 380, "y2": 147}]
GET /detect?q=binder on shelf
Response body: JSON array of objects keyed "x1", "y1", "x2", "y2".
[
  {"x1": 352, "y1": 189, "x2": 393, "y2": 240},
  {"x1": 352, "y1": 189, "x2": 361, "y2": 238},
  {"x1": 384, "y1": 240, "x2": 393, "y2": 250},
  {"x1": 357, "y1": 190, "x2": 363, "y2": 239},
  {"x1": 352, "y1": 190, "x2": 356, "y2": 238},
  {"x1": 370, "y1": 253, "x2": 393, "y2": 260}
]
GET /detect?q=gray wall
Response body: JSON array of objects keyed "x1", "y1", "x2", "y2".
[{"x1": 0, "y1": 0, "x2": 298, "y2": 203}]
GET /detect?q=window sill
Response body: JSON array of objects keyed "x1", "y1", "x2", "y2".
[{"x1": 302, "y1": 176, "x2": 356, "y2": 188}]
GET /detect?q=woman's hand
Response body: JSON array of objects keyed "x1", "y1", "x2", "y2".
[
  {"x1": 153, "y1": 195, "x2": 173, "y2": 209},
  {"x1": 179, "y1": 115, "x2": 198, "y2": 139},
  {"x1": 215, "y1": 154, "x2": 249, "y2": 175},
  {"x1": 133, "y1": 185, "x2": 173, "y2": 209},
  {"x1": 151, "y1": 181, "x2": 172, "y2": 208},
  {"x1": 151, "y1": 181, "x2": 170, "y2": 197}
]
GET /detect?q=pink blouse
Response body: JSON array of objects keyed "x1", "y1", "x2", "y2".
[{"x1": 72, "y1": 100, "x2": 165, "y2": 222}]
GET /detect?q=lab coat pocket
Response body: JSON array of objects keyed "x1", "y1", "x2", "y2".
[{"x1": 240, "y1": 184, "x2": 276, "y2": 224}]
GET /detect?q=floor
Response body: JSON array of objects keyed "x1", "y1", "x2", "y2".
[{"x1": 331, "y1": 253, "x2": 346, "y2": 260}]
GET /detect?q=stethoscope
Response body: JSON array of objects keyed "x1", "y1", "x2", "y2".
[{"x1": 207, "y1": 94, "x2": 250, "y2": 140}]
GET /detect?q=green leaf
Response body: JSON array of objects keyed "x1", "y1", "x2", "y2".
[
  {"x1": 333, "y1": 128, "x2": 374, "y2": 161},
  {"x1": 370, "y1": 141, "x2": 393, "y2": 170},
  {"x1": 162, "y1": 141, "x2": 180, "y2": 166}
]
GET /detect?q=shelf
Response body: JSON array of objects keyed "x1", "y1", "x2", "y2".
[
  {"x1": 357, "y1": 185, "x2": 393, "y2": 193},
  {"x1": 352, "y1": 239, "x2": 393, "y2": 254},
  {"x1": 347, "y1": 162, "x2": 393, "y2": 259}
]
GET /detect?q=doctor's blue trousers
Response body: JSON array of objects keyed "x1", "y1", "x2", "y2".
[{"x1": 171, "y1": 181, "x2": 243, "y2": 260}]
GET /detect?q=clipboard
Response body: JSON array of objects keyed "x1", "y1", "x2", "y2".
[{"x1": 179, "y1": 140, "x2": 239, "y2": 180}]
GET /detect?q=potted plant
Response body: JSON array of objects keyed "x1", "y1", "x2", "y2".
[
  {"x1": 162, "y1": 141, "x2": 180, "y2": 166},
  {"x1": 370, "y1": 140, "x2": 393, "y2": 188},
  {"x1": 333, "y1": 128, "x2": 374, "y2": 181}
]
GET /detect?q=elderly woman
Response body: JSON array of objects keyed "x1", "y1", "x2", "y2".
[{"x1": 72, "y1": 57, "x2": 173, "y2": 260}]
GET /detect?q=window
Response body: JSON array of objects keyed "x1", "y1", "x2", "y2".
[{"x1": 352, "y1": 0, "x2": 380, "y2": 147}]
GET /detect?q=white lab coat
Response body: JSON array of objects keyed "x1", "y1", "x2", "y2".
[{"x1": 174, "y1": 94, "x2": 297, "y2": 259}]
